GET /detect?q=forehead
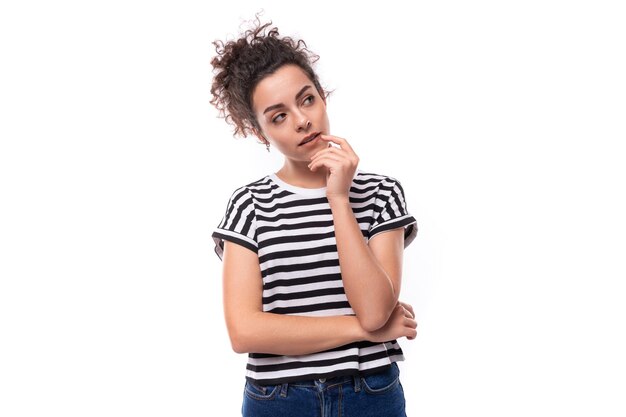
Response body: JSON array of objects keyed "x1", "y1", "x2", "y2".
[{"x1": 252, "y1": 64, "x2": 312, "y2": 111}]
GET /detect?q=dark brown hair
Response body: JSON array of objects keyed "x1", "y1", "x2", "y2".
[{"x1": 210, "y1": 13, "x2": 331, "y2": 140}]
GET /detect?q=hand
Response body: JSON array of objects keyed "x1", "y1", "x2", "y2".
[
  {"x1": 364, "y1": 302, "x2": 418, "y2": 343},
  {"x1": 307, "y1": 134, "x2": 359, "y2": 203},
  {"x1": 396, "y1": 301, "x2": 416, "y2": 340}
]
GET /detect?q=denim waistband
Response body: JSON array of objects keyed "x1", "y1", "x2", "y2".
[
  {"x1": 250, "y1": 363, "x2": 396, "y2": 397},
  {"x1": 267, "y1": 374, "x2": 363, "y2": 398}
]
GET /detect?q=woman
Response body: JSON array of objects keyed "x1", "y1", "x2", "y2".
[{"x1": 210, "y1": 16, "x2": 419, "y2": 417}]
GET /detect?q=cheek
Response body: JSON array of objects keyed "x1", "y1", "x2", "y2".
[
  {"x1": 316, "y1": 103, "x2": 329, "y2": 120},
  {"x1": 319, "y1": 109, "x2": 330, "y2": 127}
]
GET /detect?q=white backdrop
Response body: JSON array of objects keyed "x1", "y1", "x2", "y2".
[{"x1": 1, "y1": 1, "x2": 625, "y2": 416}]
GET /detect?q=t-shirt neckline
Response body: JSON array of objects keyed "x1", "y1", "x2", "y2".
[
  {"x1": 269, "y1": 170, "x2": 362, "y2": 197},
  {"x1": 269, "y1": 173, "x2": 328, "y2": 197}
]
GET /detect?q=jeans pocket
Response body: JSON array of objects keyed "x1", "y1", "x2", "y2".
[
  {"x1": 244, "y1": 380, "x2": 280, "y2": 401},
  {"x1": 360, "y1": 363, "x2": 401, "y2": 395}
]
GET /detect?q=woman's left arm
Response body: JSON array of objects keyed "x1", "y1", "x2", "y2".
[
  {"x1": 330, "y1": 200, "x2": 405, "y2": 332},
  {"x1": 309, "y1": 134, "x2": 406, "y2": 332}
]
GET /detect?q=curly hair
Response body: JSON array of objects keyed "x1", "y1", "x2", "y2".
[{"x1": 210, "y1": 13, "x2": 331, "y2": 140}]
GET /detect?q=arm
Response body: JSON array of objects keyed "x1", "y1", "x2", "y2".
[
  {"x1": 329, "y1": 197, "x2": 405, "y2": 332},
  {"x1": 308, "y1": 134, "x2": 413, "y2": 332},
  {"x1": 222, "y1": 241, "x2": 416, "y2": 355}
]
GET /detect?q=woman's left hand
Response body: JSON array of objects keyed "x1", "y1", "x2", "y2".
[{"x1": 308, "y1": 134, "x2": 359, "y2": 203}]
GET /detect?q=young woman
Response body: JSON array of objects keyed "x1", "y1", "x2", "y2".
[{"x1": 210, "y1": 16, "x2": 419, "y2": 417}]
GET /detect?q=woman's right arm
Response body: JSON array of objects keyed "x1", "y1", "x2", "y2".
[{"x1": 222, "y1": 241, "x2": 417, "y2": 356}]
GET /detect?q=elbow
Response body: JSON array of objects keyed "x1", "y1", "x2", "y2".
[
  {"x1": 354, "y1": 295, "x2": 397, "y2": 332},
  {"x1": 227, "y1": 326, "x2": 251, "y2": 354},
  {"x1": 230, "y1": 335, "x2": 248, "y2": 354},
  {"x1": 226, "y1": 311, "x2": 263, "y2": 354},
  {"x1": 357, "y1": 310, "x2": 391, "y2": 333}
]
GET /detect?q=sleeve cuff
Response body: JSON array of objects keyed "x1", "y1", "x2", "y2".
[
  {"x1": 368, "y1": 214, "x2": 418, "y2": 248},
  {"x1": 212, "y1": 230, "x2": 258, "y2": 261}
]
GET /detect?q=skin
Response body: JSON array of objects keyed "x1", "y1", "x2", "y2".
[
  {"x1": 221, "y1": 63, "x2": 417, "y2": 355},
  {"x1": 251, "y1": 63, "x2": 331, "y2": 189}
]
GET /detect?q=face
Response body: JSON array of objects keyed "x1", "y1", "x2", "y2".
[{"x1": 251, "y1": 64, "x2": 330, "y2": 162}]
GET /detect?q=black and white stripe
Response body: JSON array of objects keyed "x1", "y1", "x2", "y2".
[{"x1": 212, "y1": 170, "x2": 417, "y2": 384}]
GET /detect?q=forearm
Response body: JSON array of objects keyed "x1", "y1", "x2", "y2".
[
  {"x1": 231, "y1": 312, "x2": 367, "y2": 356},
  {"x1": 329, "y1": 198, "x2": 398, "y2": 330}
]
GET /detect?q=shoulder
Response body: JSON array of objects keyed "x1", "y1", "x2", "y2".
[
  {"x1": 225, "y1": 174, "x2": 272, "y2": 200},
  {"x1": 354, "y1": 170, "x2": 403, "y2": 188},
  {"x1": 354, "y1": 170, "x2": 412, "y2": 207}
]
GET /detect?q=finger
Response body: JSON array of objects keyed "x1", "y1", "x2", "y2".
[
  {"x1": 407, "y1": 328, "x2": 417, "y2": 340},
  {"x1": 404, "y1": 317, "x2": 417, "y2": 328},
  {"x1": 319, "y1": 134, "x2": 356, "y2": 154},
  {"x1": 310, "y1": 146, "x2": 349, "y2": 161},
  {"x1": 308, "y1": 156, "x2": 343, "y2": 172},
  {"x1": 309, "y1": 153, "x2": 349, "y2": 170},
  {"x1": 399, "y1": 301, "x2": 415, "y2": 319},
  {"x1": 397, "y1": 304, "x2": 407, "y2": 316},
  {"x1": 402, "y1": 319, "x2": 417, "y2": 340},
  {"x1": 401, "y1": 303, "x2": 415, "y2": 319},
  {"x1": 308, "y1": 154, "x2": 344, "y2": 167}
]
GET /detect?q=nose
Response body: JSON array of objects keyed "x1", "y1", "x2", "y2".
[{"x1": 296, "y1": 116, "x2": 311, "y2": 132}]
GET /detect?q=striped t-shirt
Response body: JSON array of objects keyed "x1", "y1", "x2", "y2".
[{"x1": 212, "y1": 170, "x2": 418, "y2": 385}]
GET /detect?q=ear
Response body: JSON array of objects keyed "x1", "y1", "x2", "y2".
[{"x1": 251, "y1": 127, "x2": 268, "y2": 144}]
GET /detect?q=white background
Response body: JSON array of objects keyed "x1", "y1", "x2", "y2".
[{"x1": 1, "y1": 1, "x2": 625, "y2": 416}]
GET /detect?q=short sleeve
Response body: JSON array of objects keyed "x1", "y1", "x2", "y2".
[
  {"x1": 368, "y1": 177, "x2": 418, "y2": 248},
  {"x1": 212, "y1": 187, "x2": 258, "y2": 261}
]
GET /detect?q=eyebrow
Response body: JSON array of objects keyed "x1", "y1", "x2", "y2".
[{"x1": 262, "y1": 85, "x2": 312, "y2": 115}]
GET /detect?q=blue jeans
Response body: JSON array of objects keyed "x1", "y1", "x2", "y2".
[{"x1": 242, "y1": 363, "x2": 407, "y2": 417}]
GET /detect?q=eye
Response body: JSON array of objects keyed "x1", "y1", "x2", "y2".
[
  {"x1": 272, "y1": 113, "x2": 286, "y2": 123},
  {"x1": 271, "y1": 96, "x2": 315, "y2": 124}
]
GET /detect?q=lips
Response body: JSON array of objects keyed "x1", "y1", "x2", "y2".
[{"x1": 299, "y1": 132, "x2": 321, "y2": 146}]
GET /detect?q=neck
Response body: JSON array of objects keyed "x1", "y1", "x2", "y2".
[{"x1": 276, "y1": 159, "x2": 328, "y2": 188}]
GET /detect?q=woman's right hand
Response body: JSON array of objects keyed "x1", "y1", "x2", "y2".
[{"x1": 365, "y1": 301, "x2": 418, "y2": 343}]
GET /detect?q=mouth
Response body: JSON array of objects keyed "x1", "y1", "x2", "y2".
[{"x1": 299, "y1": 132, "x2": 321, "y2": 146}]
